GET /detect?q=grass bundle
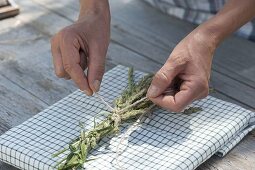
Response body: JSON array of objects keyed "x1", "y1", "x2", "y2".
[
  {"x1": 53, "y1": 68, "x2": 155, "y2": 170},
  {"x1": 53, "y1": 68, "x2": 202, "y2": 170}
]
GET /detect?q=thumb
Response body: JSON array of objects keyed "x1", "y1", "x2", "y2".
[
  {"x1": 87, "y1": 44, "x2": 106, "y2": 92},
  {"x1": 147, "y1": 63, "x2": 180, "y2": 98}
]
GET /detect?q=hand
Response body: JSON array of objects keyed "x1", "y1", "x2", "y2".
[
  {"x1": 147, "y1": 29, "x2": 216, "y2": 112},
  {"x1": 146, "y1": 0, "x2": 255, "y2": 111},
  {"x1": 51, "y1": 2, "x2": 110, "y2": 95}
]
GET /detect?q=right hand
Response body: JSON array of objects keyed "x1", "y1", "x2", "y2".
[
  {"x1": 147, "y1": 28, "x2": 215, "y2": 112},
  {"x1": 51, "y1": 2, "x2": 110, "y2": 96}
]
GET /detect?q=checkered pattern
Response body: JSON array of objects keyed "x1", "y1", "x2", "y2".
[
  {"x1": 0, "y1": 65, "x2": 254, "y2": 170},
  {"x1": 143, "y1": 0, "x2": 255, "y2": 41}
]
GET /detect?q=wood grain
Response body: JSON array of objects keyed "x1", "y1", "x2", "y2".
[{"x1": 0, "y1": 0, "x2": 255, "y2": 169}]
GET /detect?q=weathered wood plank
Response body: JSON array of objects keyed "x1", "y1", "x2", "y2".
[
  {"x1": 0, "y1": 20, "x2": 77, "y2": 105},
  {"x1": 0, "y1": 106, "x2": 16, "y2": 135},
  {"x1": 14, "y1": 0, "x2": 71, "y2": 36},
  {"x1": 0, "y1": 0, "x2": 254, "y2": 170},
  {"x1": 0, "y1": 74, "x2": 47, "y2": 122},
  {"x1": 108, "y1": 43, "x2": 160, "y2": 72}
]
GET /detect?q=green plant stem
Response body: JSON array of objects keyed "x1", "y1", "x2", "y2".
[
  {"x1": 53, "y1": 68, "x2": 155, "y2": 170},
  {"x1": 53, "y1": 68, "x2": 203, "y2": 170}
]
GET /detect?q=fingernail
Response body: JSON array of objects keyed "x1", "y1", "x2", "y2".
[
  {"x1": 147, "y1": 85, "x2": 159, "y2": 98},
  {"x1": 83, "y1": 90, "x2": 92, "y2": 96},
  {"x1": 93, "y1": 80, "x2": 101, "y2": 92}
]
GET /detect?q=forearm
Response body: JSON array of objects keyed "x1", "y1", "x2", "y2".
[
  {"x1": 197, "y1": 0, "x2": 255, "y2": 47},
  {"x1": 79, "y1": 0, "x2": 110, "y2": 18}
]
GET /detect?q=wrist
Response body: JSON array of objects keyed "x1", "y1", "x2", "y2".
[
  {"x1": 79, "y1": 0, "x2": 110, "y2": 19},
  {"x1": 189, "y1": 25, "x2": 218, "y2": 56},
  {"x1": 198, "y1": 22, "x2": 224, "y2": 48}
]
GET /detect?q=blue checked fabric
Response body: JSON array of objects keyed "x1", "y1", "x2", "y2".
[
  {"x1": 143, "y1": 0, "x2": 255, "y2": 41},
  {"x1": 0, "y1": 65, "x2": 254, "y2": 170}
]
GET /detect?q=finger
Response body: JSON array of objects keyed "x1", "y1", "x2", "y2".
[
  {"x1": 173, "y1": 87, "x2": 197, "y2": 111},
  {"x1": 150, "y1": 81, "x2": 199, "y2": 112},
  {"x1": 149, "y1": 95, "x2": 176, "y2": 111},
  {"x1": 147, "y1": 63, "x2": 181, "y2": 98},
  {"x1": 79, "y1": 50, "x2": 88, "y2": 71},
  {"x1": 60, "y1": 37, "x2": 92, "y2": 95},
  {"x1": 87, "y1": 44, "x2": 106, "y2": 92},
  {"x1": 51, "y1": 36, "x2": 69, "y2": 78},
  {"x1": 150, "y1": 89, "x2": 195, "y2": 112}
]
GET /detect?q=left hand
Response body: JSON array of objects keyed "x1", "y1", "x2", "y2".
[{"x1": 50, "y1": 4, "x2": 110, "y2": 95}]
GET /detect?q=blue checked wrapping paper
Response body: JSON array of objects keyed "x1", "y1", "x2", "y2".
[{"x1": 0, "y1": 65, "x2": 254, "y2": 170}]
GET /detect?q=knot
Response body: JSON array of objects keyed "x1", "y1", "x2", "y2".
[{"x1": 111, "y1": 113, "x2": 121, "y2": 127}]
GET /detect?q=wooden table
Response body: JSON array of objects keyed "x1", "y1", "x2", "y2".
[
  {"x1": 0, "y1": 0, "x2": 255, "y2": 169},
  {"x1": 0, "y1": 0, "x2": 19, "y2": 20}
]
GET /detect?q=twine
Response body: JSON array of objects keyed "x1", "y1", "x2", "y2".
[
  {"x1": 116, "y1": 97, "x2": 148, "y2": 114},
  {"x1": 94, "y1": 92, "x2": 114, "y2": 111},
  {"x1": 111, "y1": 112, "x2": 122, "y2": 127},
  {"x1": 93, "y1": 92, "x2": 155, "y2": 169},
  {"x1": 115, "y1": 104, "x2": 155, "y2": 170},
  {"x1": 115, "y1": 111, "x2": 147, "y2": 169}
]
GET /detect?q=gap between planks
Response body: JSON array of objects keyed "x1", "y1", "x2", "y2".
[{"x1": 1, "y1": 0, "x2": 255, "y2": 169}]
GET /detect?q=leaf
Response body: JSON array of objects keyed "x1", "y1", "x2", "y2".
[
  {"x1": 65, "y1": 153, "x2": 74, "y2": 164},
  {"x1": 69, "y1": 144, "x2": 77, "y2": 153},
  {"x1": 85, "y1": 158, "x2": 97, "y2": 162},
  {"x1": 52, "y1": 147, "x2": 68, "y2": 158},
  {"x1": 80, "y1": 130, "x2": 85, "y2": 141},
  {"x1": 128, "y1": 67, "x2": 135, "y2": 93},
  {"x1": 80, "y1": 141, "x2": 87, "y2": 161}
]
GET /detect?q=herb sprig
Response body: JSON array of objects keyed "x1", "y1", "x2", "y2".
[
  {"x1": 53, "y1": 68, "x2": 155, "y2": 170},
  {"x1": 53, "y1": 68, "x2": 202, "y2": 170}
]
